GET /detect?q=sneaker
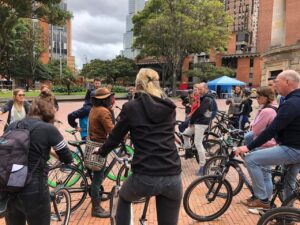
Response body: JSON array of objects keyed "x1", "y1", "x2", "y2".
[
  {"x1": 246, "y1": 198, "x2": 270, "y2": 209},
  {"x1": 196, "y1": 166, "x2": 205, "y2": 176}
]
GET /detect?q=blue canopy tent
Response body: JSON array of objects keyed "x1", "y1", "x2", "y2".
[{"x1": 207, "y1": 76, "x2": 245, "y2": 98}]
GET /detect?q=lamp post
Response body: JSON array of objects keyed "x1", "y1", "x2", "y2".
[{"x1": 59, "y1": 27, "x2": 63, "y2": 80}]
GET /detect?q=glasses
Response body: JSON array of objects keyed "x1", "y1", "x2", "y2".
[{"x1": 17, "y1": 94, "x2": 25, "y2": 97}]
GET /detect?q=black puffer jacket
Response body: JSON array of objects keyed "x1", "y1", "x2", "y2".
[
  {"x1": 190, "y1": 92, "x2": 215, "y2": 125},
  {"x1": 100, "y1": 93, "x2": 181, "y2": 176}
]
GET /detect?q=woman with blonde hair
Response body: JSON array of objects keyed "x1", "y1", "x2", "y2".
[
  {"x1": 0, "y1": 89, "x2": 31, "y2": 129},
  {"x1": 96, "y1": 68, "x2": 182, "y2": 225}
]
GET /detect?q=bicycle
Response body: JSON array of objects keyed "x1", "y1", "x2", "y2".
[
  {"x1": 174, "y1": 120, "x2": 199, "y2": 163},
  {"x1": 183, "y1": 148, "x2": 296, "y2": 221},
  {"x1": 257, "y1": 206, "x2": 300, "y2": 225},
  {"x1": 50, "y1": 187, "x2": 71, "y2": 225},
  {"x1": 48, "y1": 141, "x2": 134, "y2": 212},
  {"x1": 0, "y1": 187, "x2": 71, "y2": 225}
]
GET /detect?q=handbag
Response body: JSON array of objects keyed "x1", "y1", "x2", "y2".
[{"x1": 84, "y1": 138, "x2": 106, "y2": 171}]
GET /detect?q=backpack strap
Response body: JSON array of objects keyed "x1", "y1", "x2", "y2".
[{"x1": 265, "y1": 105, "x2": 278, "y2": 112}]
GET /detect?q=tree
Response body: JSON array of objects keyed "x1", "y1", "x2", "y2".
[
  {"x1": 80, "y1": 56, "x2": 138, "y2": 84},
  {"x1": 108, "y1": 56, "x2": 138, "y2": 83},
  {"x1": 46, "y1": 59, "x2": 76, "y2": 94},
  {"x1": 189, "y1": 63, "x2": 235, "y2": 82},
  {"x1": 133, "y1": 0, "x2": 233, "y2": 95},
  {"x1": 0, "y1": 0, "x2": 72, "y2": 80}
]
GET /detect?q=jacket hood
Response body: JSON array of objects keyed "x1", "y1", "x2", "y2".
[{"x1": 140, "y1": 93, "x2": 176, "y2": 123}]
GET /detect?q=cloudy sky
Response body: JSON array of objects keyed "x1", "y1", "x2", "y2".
[{"x1": 67, "y1": 0, "x2": 128, "y2": 69}]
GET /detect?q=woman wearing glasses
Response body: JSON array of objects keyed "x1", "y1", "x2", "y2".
[{"x1": 0, "y1": 89, "x2": 31, "y2": 130}]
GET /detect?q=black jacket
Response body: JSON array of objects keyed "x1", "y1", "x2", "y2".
[
  {"x1": 99, "y1": 93, "x2": 181, "y2": 176},
  {"x1": 248, "y1": 88, "x2": 300, "y2": 150},
  {"x1": 190, "y1": 92, "x2": 215, "y2": 125}
]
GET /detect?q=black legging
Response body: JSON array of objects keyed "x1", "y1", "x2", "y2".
[
  {"x1": 116, "y1": 173, "x2": 182, "y2": 225},
  {"x1": 5, "y1": 177, "x2": 50, "y2": 225}
]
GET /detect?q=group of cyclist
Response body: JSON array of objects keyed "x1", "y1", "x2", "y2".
[{"x1": 1, "y1": 68, "x2": 300, "y2": 225}]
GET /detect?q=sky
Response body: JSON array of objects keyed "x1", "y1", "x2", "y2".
[{"x1": 67, "y1": 0, "x2": 128, "y2": 69}]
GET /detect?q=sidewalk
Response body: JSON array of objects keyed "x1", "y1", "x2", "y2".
[{"x1": 0, "y1": 99, "x2": 261, "y2": 225}]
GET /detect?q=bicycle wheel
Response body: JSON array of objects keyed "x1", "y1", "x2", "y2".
[
  {"x1": 257, "y1": 207, "x2": 300, "y2": 225},
  {"x1": 107, "y1": 145, "x2": 134, "y2": 181},
  {"x1": 203, "y1": 139, "x2": 222, "y2": 157},
  {"x1": 183, "y1": 175, "x2": 233, "y2": 221},
  {"x1": 204, "y1": 155, "x2": 244, "y2": 196},
  {"x1": 50, "y1": 188, "x2": 71, "y2": 225},
  {"x1": 48, "y1": 164, "x2": 88, "y2": 212}
]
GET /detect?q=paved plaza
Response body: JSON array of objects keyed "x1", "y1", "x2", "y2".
[{"x1": 0, "y1": 99, "x2": 261, "y2": 225}]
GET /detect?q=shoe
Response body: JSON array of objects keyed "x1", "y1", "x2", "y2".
[
  {"x1": 196, "y1": 166, "x2": 205, "y2": 176},
  {"x1": 91, "y1": 200, "x2": 110, "y2": 218},
  {"x1": 246, "y1": 198, "x2": 270, "y2": 209},
  {"x1": 240, "y1": 195, "x2": 257, "y2": 206},
  {"x1": 185, "y1": 148, "x2": 194, "y2": 159}
]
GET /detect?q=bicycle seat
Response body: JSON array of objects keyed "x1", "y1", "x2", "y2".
[{"x1": 68, "y1": 140, "x2": 86, "y2": 147}]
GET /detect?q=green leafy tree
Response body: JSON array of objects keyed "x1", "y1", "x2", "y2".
[
  {"x1": 133, "y1": 0, "x2": 233, "y2": 95},
  {"x1": 80, "y1": 56, "x2": 138, "y2": 84},
  {"x1": 46, "y1": 59, "x2": 76, "y2": 94},
  {"x1": 0, "y1": 0, "x2": 71, "y2": 81},
  {"x1": 189, "y1": 63, "x2": 235, "y2": 82}
]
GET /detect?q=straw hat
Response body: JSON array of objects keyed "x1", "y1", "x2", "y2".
[{"x1": 93, "y1": 88, "x2": 114, "y2": 99}]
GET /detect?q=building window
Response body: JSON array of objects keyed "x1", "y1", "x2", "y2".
[
  {"x1": 249, "y1": 73, "x2": 253, "y2": 79},
  {"x1": 250, "y1": 58, "x2": 254, "y2": 67}
]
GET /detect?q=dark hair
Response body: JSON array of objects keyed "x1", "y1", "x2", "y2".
[
  {"x1": 91, "y1": 96, "x2": 112, "y2": 108},
  {"x1": 28, "y1": 98, "x2": 55, "y2": 123},
  {"x1": 94, "y1": 77, "x2": 101, "y2": 82},
  {"x1": 256, "y1": 86, "x2": 275, "y2": 106}
]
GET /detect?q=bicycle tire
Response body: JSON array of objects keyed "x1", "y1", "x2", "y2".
[
  {"x1": 257, "y1": 207, "x2": 300, "y2": 225},
  {"x1": 183, "y1": 175, "x2": 233, "y2": 221},
  {"x1": 204, "y1": 155, "x2": 244, "y2": 196},
  {"x1": 48, "y1": 164, "x2": 88, "y2": 212},
  {"x1": 50, "y1": 188, "x2": 71, "y2": 225},
  {"x1": 107, "y1": 145, "x2": 134, "y2": 181},
  {"x1": 203, "y1": 139, "x2": 223, "y2": 157}
]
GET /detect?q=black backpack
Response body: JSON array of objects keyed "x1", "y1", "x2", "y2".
[{"x1": 0, "y1": 120, "x2": 40, "y2": 192}]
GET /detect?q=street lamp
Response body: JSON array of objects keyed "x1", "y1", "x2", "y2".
[{"x1": 58, "y1": 27, "x2": 64, "y2": 80}]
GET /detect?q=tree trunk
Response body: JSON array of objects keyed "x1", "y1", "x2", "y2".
[{"x1": 172, "y1": 69, "x2": 177, "y2": 97}]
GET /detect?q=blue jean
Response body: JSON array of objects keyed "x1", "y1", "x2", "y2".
[
  {"x1": 116, "y1": 173, "x2": 182, "y2": 225},
  {"x1": 244, "y1": 145, "x2": 300, "y2": 200},
  {"x1": 244, "y1": 131, "x2": 273, "y2": 199}
]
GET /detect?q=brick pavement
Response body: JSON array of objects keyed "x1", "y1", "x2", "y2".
[{"x1": 0, "y1": 98, "x2": 261, "y2": 225}]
